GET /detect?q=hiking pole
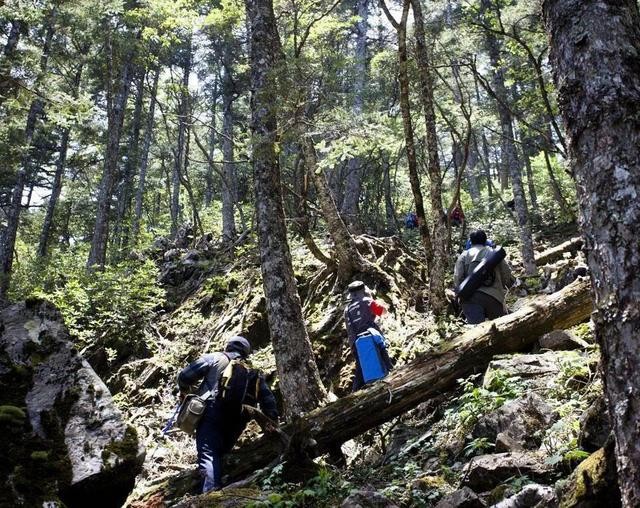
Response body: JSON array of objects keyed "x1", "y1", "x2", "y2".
[
  {"x1": 147, "y1": 401, "x2": 182, "y2": 463},
  {"x1": 161, "y1": 401, "x2": 182, "y2": 435}
]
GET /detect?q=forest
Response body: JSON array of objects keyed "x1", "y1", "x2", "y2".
[{"x1": 0, "y1": 0, "x2": 639, "y2": 506}]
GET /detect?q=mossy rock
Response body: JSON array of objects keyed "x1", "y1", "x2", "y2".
[
  {"x1": 174, "y1": 487, "x2": 263, "y2": 508},
  {"x1": 558, "y1": 441, "x2": 621, "y2": 507}
]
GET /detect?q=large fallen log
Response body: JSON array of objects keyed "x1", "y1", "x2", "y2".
[
  {"x1": 129, "y1": 277, "x2": 592, "y2": 506},
  {"x1": 535, "y1": 236, "x2": 583, "y2": 266}
]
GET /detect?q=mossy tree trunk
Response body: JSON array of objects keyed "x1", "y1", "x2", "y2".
[
  {"x1": 410, "y1": 0, "x2": 447, "y2": 314},
  {"x1": 544, "y1": 1, "x2": 640, "y2": 505},
  {"x1": 245, "y1": 0, "x2": 327, "y2": 417}
]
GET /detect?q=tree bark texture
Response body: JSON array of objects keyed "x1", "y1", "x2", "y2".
[
  {"x1": 245, "y1": 0, "x2": 327, "y2": 417},
  {"x1": 221, "y1": 54, "x2": 238, "y2": 243},
  {"x1": 131, "y1": 278, "x2": 592, "y2": 505},
  {"x1": 0, "y1": 12, "x2": 55, "y2": 301},
  {"x1": 132, "y1": 66, "x2": 160, "y2": 243},
  {"x1": 340, "y1": 0, "x2": 368, "y2": 232},
  {"x1": 543, "y1": 1, "x2": 640, "y2": 505},
  {"x1": 410, "y1": 0, "x2": 447, "y2": 314},
  {"x1": 87, "y1": 35, "x2": 133, "y2": 268}
]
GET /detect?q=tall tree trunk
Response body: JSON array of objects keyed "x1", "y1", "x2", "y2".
[
  {"x1": 204, "y1": 77, "x2": 218, "y2": 208},
  {"x1": 340, "y1": 0, "x2": 368, "y2": 232},
  {"x1": 482, "y1": 0, "x2": 536, "y2": 275},
  {"x1": 37, "y1": 62, "x2": 84, "y2": 258},
  {"x1": 0, "y1": 19, "x2": 24, "y2": 106},
  {"x1": 544, "y1": 1, "x2": 640, "y2": 505},
  {"x1": 244, "y1": 0, "x2": 327, "y2": 417},
  {"x1": 221, "y1": 52, "x2": 238, "y2": 243},
  {"x1": 0, "y1": 11, "x2": 55, "y2": 302},
  {"x1": 87, "y1": 28, "x2": 134, "y2": 268},
  {"x1": 171, "y1": 37, "x2": 192, "y2": 239},
  {"x1": 132, "y1": 66, "x2": 160, "y2": 243},
  {"x1": 383, "y1": 159, "x2": 397, "y2": 234},
  {"x1": 113, "y1": 68, "x2": 146, "y2": 256},
  {"x1": 523, "y1": 153, "x2": 539, "y2": 217},
  {"x1": 380, "y1": 0, "x2": 433, "y2": 265},
  {"x1": 466, "y1": 142, "x2": 481, "y2": 204},
  {"x1": 410, "y1": 0, "x2": 447, "y2": 314}
]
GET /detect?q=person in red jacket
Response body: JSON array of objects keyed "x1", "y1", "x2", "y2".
[{"x1": 344, "y1": 280, "x2": 388, "y2": 391}]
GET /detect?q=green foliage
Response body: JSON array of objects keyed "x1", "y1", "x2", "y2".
[
  {"x1": 22, "y1": 254, "x2": 165, "y2": 366},
  {"x1": 445, "y1": 371, "x2": 524, "y2": 430},
  {"x1": 251, "y1": 467, "x2": 352, "y2": 507},
  {"x1": 464, "y1": 437, "x2": 494, "y2": 457}
]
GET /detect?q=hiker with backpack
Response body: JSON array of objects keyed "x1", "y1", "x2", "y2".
[
  {"x1": 344, "y1": 280, "x2": 393, "y2": 391},
  {"x1": 454, "y1": 230, "x2": 515, "y2": 324},
  {"x1": 176, "y1": 336, "x2": 278, "y2": 493}
]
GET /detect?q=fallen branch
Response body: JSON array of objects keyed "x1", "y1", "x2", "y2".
[{"x1": 535, "y1": 237, "x2": 583, "y2": 266}]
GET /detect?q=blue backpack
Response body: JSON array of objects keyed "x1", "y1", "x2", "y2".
[{"x1": 354, "y1": 328, "x2": 391, "y2": 384}]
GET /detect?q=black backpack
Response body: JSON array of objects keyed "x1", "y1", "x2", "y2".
[
  {"x1": 456, "y1": 247, "x2": 506, "y2": 300},
  {"x1": 216, "y1": 354, "x2": 252, "y2": 415},
  {"x1": 469, "y1": 248, "x2": 497, "y2": 286}
]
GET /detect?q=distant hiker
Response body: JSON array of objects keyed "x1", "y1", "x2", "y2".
[
  {"x1": 177, "y1": 336, "x2": 278, "y2": 493},
  {"x1": 344, "y1": 281, "x2": 392, "y2": 391},
  {"x1": 404, "y1": 211, "x2": 418, "y2": 229},
  {"x1": 454, "y1": 230, "x2": 515, "y2": 325},
  {"x1": 450, "y1": 206, "x2": 465, "y2": 227}
]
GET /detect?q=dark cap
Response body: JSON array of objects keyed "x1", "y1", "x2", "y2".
[
  {"x1": 348, "y1": 280, "x2": 366, "y2": 292},
  {"x1": 225, "y1": 336, "x2": 251, "y2": 358}
]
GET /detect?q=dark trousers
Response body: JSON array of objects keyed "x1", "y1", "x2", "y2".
[
  {"x1": 461, "y1": 291, "x2": 506, "y2": 324},
  {"x1": 195, "y1": 403, "x2": 226, "y2": 493}
]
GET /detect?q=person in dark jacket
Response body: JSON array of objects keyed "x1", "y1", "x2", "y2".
[
  {"x1": 454, "y1": 230, "x2": 515, "y2": 324},
  {"x1": 177, "y1": 336, "x2": 278, "y2": 493},
  {"x1": 344, "y1": 280, "x2": 391, "y2": 391}
]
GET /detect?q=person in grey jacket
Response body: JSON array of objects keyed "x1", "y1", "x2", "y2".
[
  {"x1": 453, "y1": 230, "x2": 515, "y2": 324},
  {"x1": 177, "y1": 336, "x2": 278, "y2": 493}
]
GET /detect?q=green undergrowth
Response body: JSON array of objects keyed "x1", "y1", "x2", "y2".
[{"x1": 248, "y1": 467, "x2": 352, "y2": 507}]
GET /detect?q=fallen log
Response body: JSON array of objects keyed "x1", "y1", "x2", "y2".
[
  {"x1": 129, "y1": 277, "x2": 592, "y2": 506},
  {"x1": 535, "y1": 236, "x2": 583, "y2": 266}
]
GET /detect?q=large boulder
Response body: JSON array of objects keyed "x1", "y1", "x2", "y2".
[
  {"x1": 461, "y1": 452, "x2": 555, "y2": 491},
  {"x1": 434, "y1": 487, "x2": 485, "y2": 508},
  {"x1": 473, "y1": 393, "x2": 557, "y2": 451},
  {"x1": 0, "y1": 300, "x2": 144, "y2": 507},
  {"x1": 536, "y1": 330, "x2": 589, "y2": 351},
  {"x1": 558, "y1": 440, "x2": 620, "y2": 507}
]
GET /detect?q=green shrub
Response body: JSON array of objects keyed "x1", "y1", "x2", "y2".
[{"x1": 29, "y1": 257, "x2": 165, "y2": 366}]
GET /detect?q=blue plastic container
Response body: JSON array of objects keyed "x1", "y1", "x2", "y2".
[{"x1": 355, "y1": 329, "x2": 389, "y2": 384}]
